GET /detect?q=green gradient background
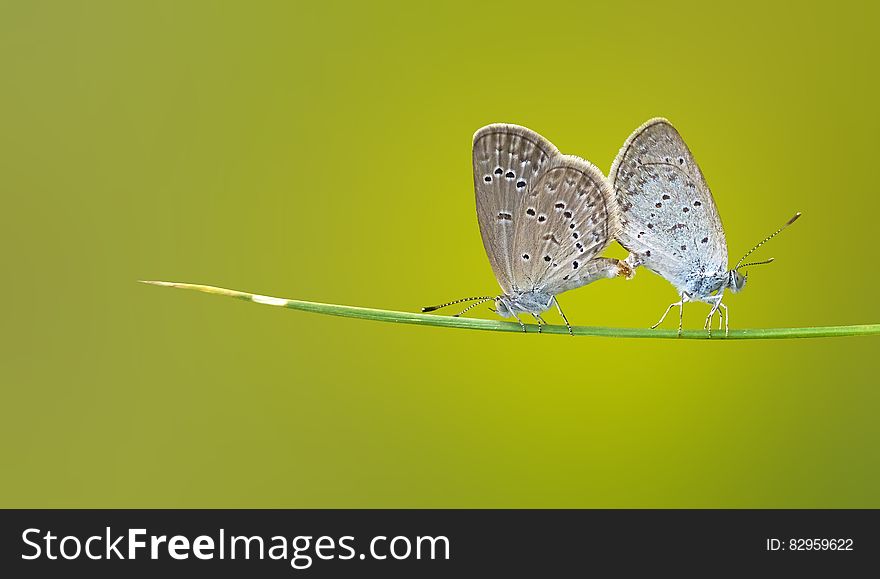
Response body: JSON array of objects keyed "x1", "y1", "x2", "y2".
[{"x1": 2, "y1": 1, "x2": 878, "y2": 507}]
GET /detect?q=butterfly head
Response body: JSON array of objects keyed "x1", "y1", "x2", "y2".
[
  {"x1": 493, "y1": 296, "x2": 513, "y2": 318},
  {"x1": 728, "y1": 269, "x2": 748, "y2": 293}
]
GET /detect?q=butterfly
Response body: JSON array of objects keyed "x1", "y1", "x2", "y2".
[
  {"x1": 423, "y1": 124, "x2": 631, "y2": 334},
  {"x1": 609, "y1": 117, "x2": 800, "y2": 336}
]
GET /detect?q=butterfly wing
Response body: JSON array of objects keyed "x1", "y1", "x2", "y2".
[
  {"x1": 511, "y1": 155, "x2": 619, "y2": 293},
  {"x1": 473, "y1": 124, "x2": 559, "y2": 294},
  {"x1": 609, "y1": 118, "x2": 727, "y2": 289}
]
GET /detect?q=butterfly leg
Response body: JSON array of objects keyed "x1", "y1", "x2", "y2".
[
  {"x1": 532, "y1": 314, "x2": 545, "y2": 334},
  {"x1": 552, "y1": 297, "x2": 573, "y2": 336},
  {"x1": 719, "y1": 302, "x2": 729, "y2": 336},
  {"x1": 703, "y1": 309, "x2": 714, "y2": 337},
  {"x1": 677, "y1": 294, "x2": 684, "y2": 337},
  {"x1": 704, "y1": 296, "x2": 725, "y2": 338},
  {"x1": 651, "y1": 295, "x2": 685, "y2": 336},
  {"x1": 712, "y1": 307, "x2": 722, "y2": 332},
  {"x1": 509, "y1": 310, "x2": 527, "y2": 333},
  {"x1": 704, "y1": 301, "x2": 719, "y2": 338}
]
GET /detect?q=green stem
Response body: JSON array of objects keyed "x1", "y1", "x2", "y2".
[{"x1": 140, "y1": 280, "x2": 880, "y2": 340}]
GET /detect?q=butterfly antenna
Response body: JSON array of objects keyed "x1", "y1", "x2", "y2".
[
  {"x1": 734, "y1": 212, "x2": 801, "y2": 271},
  {"x1": 421, "y1": 296, "x2": 493, "y2": 313},
  {"x1": 453, "y1": 297, "x2": 495, "y2": 317},
  {"x1": 738, "y1": 258, "x2": 775, "y2": 270}
]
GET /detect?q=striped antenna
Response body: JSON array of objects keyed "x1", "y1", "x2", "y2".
[
  {"x1": 453, "y1": 297, "x2": 494, "y2": 317},
  {"x1": 734, "y1": 212, "x2": 801, "y2": 271},
  {"x1": 738, "y1": 258, "x2": 775, "y2": 270},
  {"x1": 421, "y1": 296, "x2": 493, "y2": 313}
]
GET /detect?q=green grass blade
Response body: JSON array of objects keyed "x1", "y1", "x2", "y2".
[{"x1": 139, "y1": 280, "x2": 880, "y2": 340}]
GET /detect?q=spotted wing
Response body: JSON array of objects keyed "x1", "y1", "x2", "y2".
[
  {"x1": 609, "y1": 118, "x2": 728, "y2": 288},
  {"x1": 509, "y1": 155, "x2": 619, "y2": 294},
  {"x1": 473, "y1": 124, "x2": 560, "y2": 294}
]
